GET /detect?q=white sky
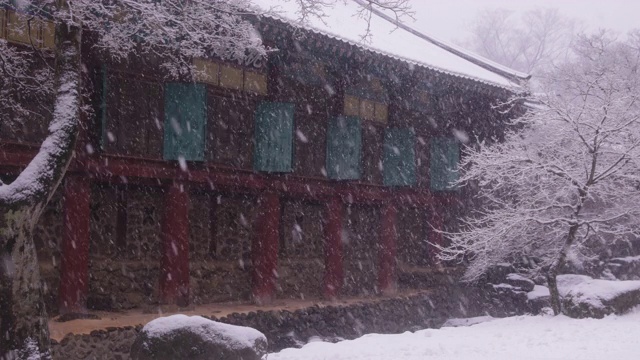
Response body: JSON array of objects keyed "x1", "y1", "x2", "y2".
[{"x1": 407, "y1": 0, "x2": 640, "y2": 43}]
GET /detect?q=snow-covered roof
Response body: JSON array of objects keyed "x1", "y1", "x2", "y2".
[{"x1": 253, "y1": 0, "x2": 529, "y2": 92}]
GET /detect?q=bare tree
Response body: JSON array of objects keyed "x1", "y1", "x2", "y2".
[
  {"x1": 464, "y1": 7, "x2": 577, "y2": 75},
  {"x1": 0, "y1": 1, "x2": 412, "y2": 358},
  {"x1": 438, "y1": 31, "x2": 640, "y2": 316}
]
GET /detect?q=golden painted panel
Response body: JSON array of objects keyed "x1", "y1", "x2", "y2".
[
  {"x1": 244, "y1": 71, "x2": 267, "y2": 95},
  {"x1": 418, "y1": 91, "x2": 429, "y2": 104},
  {"x1": 0, "y1": 9, "x2": 6, "y2": 39},
  {"x1": 370, "y1": 77, "x2": 383, "y2": 92},
  {"x1": 360, "y1": 99, "x2": 375, "y2": 120},
  {"x1": 219, "y1": 64, "x2": 244, "y2": 90},
  {"x1": 7, "y1": 11, "x2": 34, "y2": 45},
  {"x1": 41, "y1": 20, "x2": 55, "y2": 49},
  {"x1": 193, "y1": 58, "x2": 219, "y2": 85},
  {"x1": 344, "y1": 95, "x2": 360, "y2": 116},
  {"x1": 374, "y1": 102, "x2": 388, "y2": 124}
]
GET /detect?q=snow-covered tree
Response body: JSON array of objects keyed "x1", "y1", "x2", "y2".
[
  {"x1": 463, "y1": 8, "x2": 577, "y2": 75},
  {"x1": 439, "y1": 31, "x2": 640, "y2": 316},
  {"x1": 0, "y1": 0, "x2": 411, "y2": 358}
]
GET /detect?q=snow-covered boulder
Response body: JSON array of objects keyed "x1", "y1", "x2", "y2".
[
  {"x1": 606, "y1": 256, "x2": 640, "y2": 280},
  {"x1": 558, "y1": 275, "x2": 640, "y2": 319},
  {"x1": 526, "y1": 285, "x2": 551, "y2": 314},
  {"x1": 482, "y1": 283, "x2": 528, "y2": 317},
  {"x1": 504, "y1": 273, "x2": 535, "y2": 292},
  {"x1": 130, "y1": 314, "x2": 267, "y2": 360}
]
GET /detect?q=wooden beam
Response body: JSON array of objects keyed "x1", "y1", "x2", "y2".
[{"x1": 1, "y1": 150, "x2": 441, "y2": 206}]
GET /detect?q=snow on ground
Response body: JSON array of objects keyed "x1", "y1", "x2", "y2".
[
  {"x1": 441, "y1": 315, "x2": 494, "y2": 327},
  {"x1": 267, "y1": 310, "x2": 640, "y2": 360}
]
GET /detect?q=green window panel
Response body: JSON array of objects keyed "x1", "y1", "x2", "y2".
[
  {"x1": 326, "y1": 116, "x2": 362, "y2": 180},
  {"x1": 383, "y1": 128, "x2": 416, "y2": 186},
  {"x1": 430, "y1": 137, "x2": 460, "y2": 191},
  {"x1": 253, "y1": 102, "x2": 294, "y2": 172},
  {"x1": 163, "y1": 83, "x2": 206, "y2": 161}
]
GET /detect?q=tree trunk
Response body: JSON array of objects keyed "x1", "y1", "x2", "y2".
[
  {"x1": 546, "y1": 266, "x2": 562, "y2": 316},
  {"x1": 0, "y1": 9, "x2": 82, "y2": 359},
  {"x1": 546, "y1": 223, "x2": 580, "y2": 315},
  {"x1": 0, "y1": 208, "x2": 53, "y2": 360}
]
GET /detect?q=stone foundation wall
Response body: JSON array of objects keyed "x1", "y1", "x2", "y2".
[
  {"x1": 51, "y1": 287, "x2": 494, "y2": 360},
  {"x1": 277, "y1": 201, "x2": 325, "y2": 299},
  {"x1": 397, "y1": 207, "x2": 430, "y2": 267},
  {"x1": 342, "y1": 204, "x2": 379, "y2": 296},
  {"x1": 189, "y1": 194, "x2": 255, "y2": 304},
  {"x1": 88, "y1": 185, "x2": 163, "y2": 310},
  {"x1": 33, "y1": 182, "x2": 447, "y2": 314}
]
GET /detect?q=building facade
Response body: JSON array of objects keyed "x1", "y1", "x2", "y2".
[{"x1": 0, "y1": 7, "x2": 527, "y2": 314}]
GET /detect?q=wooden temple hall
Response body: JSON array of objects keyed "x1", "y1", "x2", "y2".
[{"x1": 0, "y1": 6, "x2": 527, "y2": 314}]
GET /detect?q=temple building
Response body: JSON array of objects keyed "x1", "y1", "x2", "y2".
[{"x1": 0, "y1": 4, "x2": 528, "y2": 314}]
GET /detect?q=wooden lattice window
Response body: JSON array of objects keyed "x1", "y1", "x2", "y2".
[
  {"x1": 163, "y1": 83, "x2": 207, "y2": 161},
  {"x1": 430, "y1": 137, "x2": 460, "y2": 191},
  {"x1": 326, "y1": 116, "x2": 362, "y2": 180},
  {"x1": 253, "y1": 102, "x2": 295, "y2": 173},
  {"x1": 383, "y1": 128, "x2": 416, "y2": 186}
]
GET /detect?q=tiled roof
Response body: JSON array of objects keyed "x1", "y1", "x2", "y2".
[{"x1": 255, "y1": 0, "x2": 529, "y2": 92}]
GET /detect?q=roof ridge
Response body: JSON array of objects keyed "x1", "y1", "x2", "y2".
[{"x1": 351, "y1": 0, "x2": 531, "y2": 82}]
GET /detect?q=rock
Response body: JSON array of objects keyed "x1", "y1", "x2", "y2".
[
  {"x1": 504, "y1": 273, "x2": 535, "y2": 292},
  {"x1": 526, "y1": 285, "x2": 550, "y2": 315},
  {"x1": 606, "y1": 256, "x2": 640, "y2": 280},
  {"x1": 480, "y1": 283, "x2": 528, "y2": 317},
  {"x1": 558, "y1": 274, "x2": 640, "y2": 319},
  {"x1": 130, "y1": 314, "x2": 267, "y2": 360},
  {"x1": 484, "y1": 263, "x2": 516, "y2": 284}
]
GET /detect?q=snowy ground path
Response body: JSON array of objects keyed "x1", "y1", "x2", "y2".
[{"x1": 267, "y1": 310, "x2": 640, "y2": 360}]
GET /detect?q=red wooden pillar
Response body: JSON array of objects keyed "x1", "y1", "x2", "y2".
[
  {"x1": 323, "y1": 197, "x2": 344, "y2": 299},
  {"x1": 378, "y1": 202, "x2": 398, "y2": 295},
  {"x1": 428, "y1": 198, "x2": 444, "y2": 262},
  {"x1": 160, "y1": 182, "x2": 190, "y2": 307},
  {"x1": 251, "y1": 193, "x2": 280, "y2": 305},
  {"x1": 58, "y1": 174, "x2": 91, "y2": 314}
]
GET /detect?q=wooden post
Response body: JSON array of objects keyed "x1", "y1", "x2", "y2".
[
  {"x1": 58, "y1": 174, "x2": 91, "y2": 314},
  {"x1": 251, "y1": 193, "x2": 280, "y2": 304},
  {"x1": 160, "y1": 181, "x2": 190, "y2": 307},
  {"x1": 378, "y1": 202, "x2": 398, "y2": 295},
  {"x1": 323, "y1": 197, "x2": 344, "y2": 299}
]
